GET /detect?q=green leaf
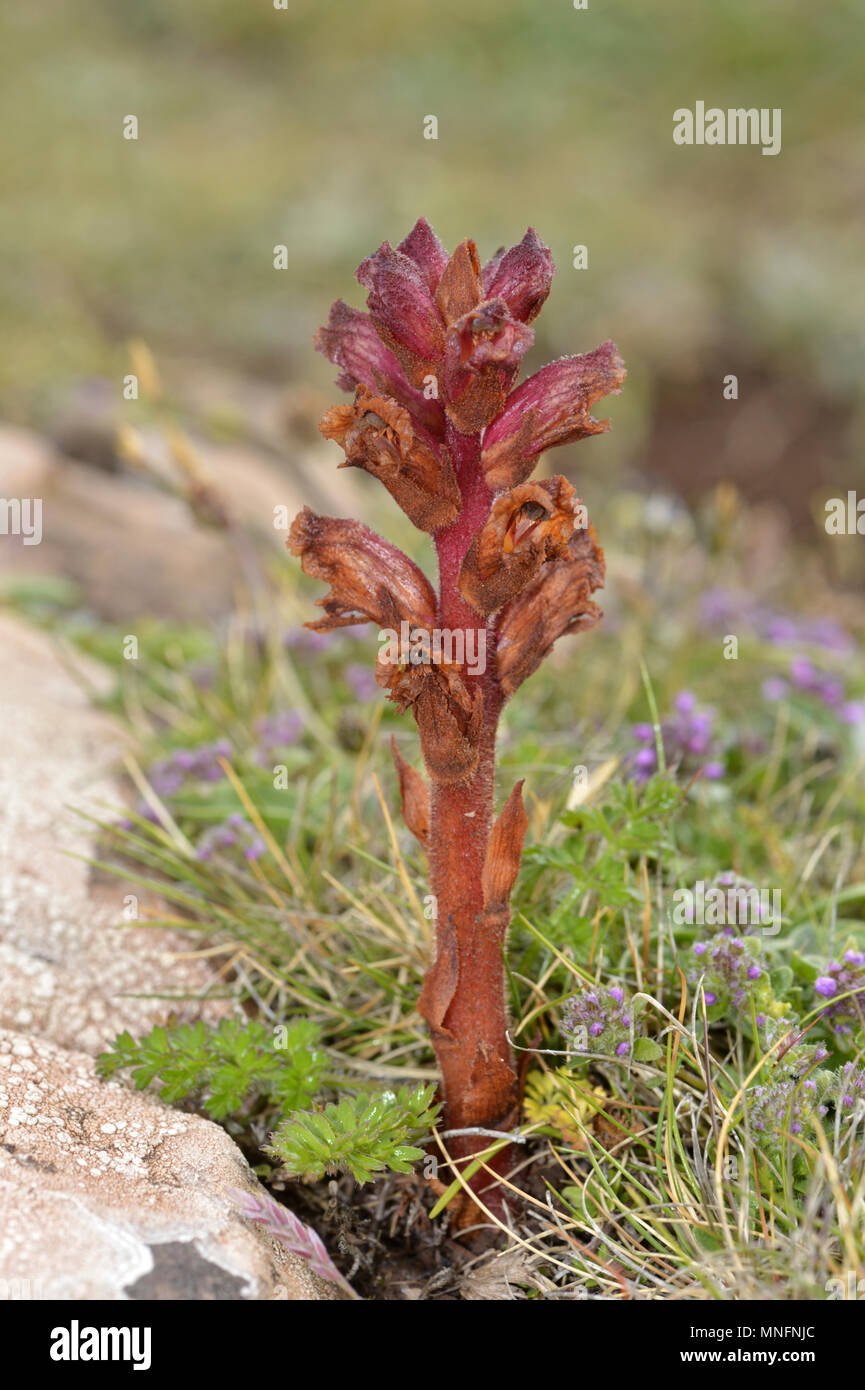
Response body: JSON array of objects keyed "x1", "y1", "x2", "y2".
[{"x1": 267, "y1": 1085, "x2": 440, "y2": 1184}]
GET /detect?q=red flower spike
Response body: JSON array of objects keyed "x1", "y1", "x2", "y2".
[{"x1": 288, "y1": 218, "x2": 622, "y2": 1230}]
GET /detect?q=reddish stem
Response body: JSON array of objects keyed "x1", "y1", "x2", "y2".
[{"x1": 427, "y1": 422, "x2": 519, "y2": 1222}]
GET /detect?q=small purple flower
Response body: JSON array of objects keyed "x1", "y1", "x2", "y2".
[
  {"x1": 764, "y1": 617, "x2": 798, "y2": 645},
  {"x1": 817, "y1": 676, "x2": 844, "y2": 707},
  {"x1": 790, "y1": 657, "x2": 817, "y2": 690},
  {"x1": 762, "y1": 677, "x2": 789, "y2": 702},
  {"x1": 780, "y1": 656, "x2": 858, "y2": 722},
  {"x1": 674, "y1": 690, "x2": 697, "y2": 716},
  {"x1": 746, "y1": 1070, "x2": 828, "y2": 1147},
  {"x1": 285, "y1": 627, "x2": 334, "y2": 654},
  {"x1": 146, "y1": 737, "x2": 234, "y2": 802},
  {"x1": 197, "y1": 815, "x2": 267, "y2": 865},
  {"x1": 626, "y1": 694, "x2": 725, "y2": 786},
  {"x1": 688, "y1": 931, "x2": 767, "y2": 1014},
  {"x1": 254, "y1": 711, "x2": 305, "y2": 765},
  {"x1": 834, "y1": 1064, "x2": 865, "y2": 1111},
  {"x1": 563, "y1": 980, "x2": 638, "y2": 1060},
  {"x1": 814, "y1": 950, "x2": 865, "y2": 1044},
  {"x1": 345, "y1": 663, "x2": 379, "y2": 701}
]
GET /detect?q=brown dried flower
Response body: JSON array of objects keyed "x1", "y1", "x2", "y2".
[
  {"x1": 458, "y1": 477, "x2": 579, "y2": 615},
  {"x1": 320, "y1": 386, "x2": 460, "y2": 533}
]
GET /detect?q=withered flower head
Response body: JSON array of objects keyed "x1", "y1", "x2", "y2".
[
  {"x1": 430, "y1": 237, "x2": 534, "y2": 433},
  {"x1": 287, "y1": 506, "x2": 436, "y2": 633},
  {"x1": 458, "y1": 477, "x2": 579, "y2": 615},
  {"x1": 442, "y1": 296, "x2": 534, "y2": 434},
  {"x1": 384, "y1": 659, "x2": 483, "y2": 785},
  {"x1": 495, "y1": 524, "x2": 606, "y2": 698},
  {"x1": 320, "y1": 385, "x2": 460, "y2": 533}
]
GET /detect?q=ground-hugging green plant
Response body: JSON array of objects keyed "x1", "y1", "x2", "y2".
[
  {"x1": 97, "y1": 1017, "x2": 324, "y2": 1119},
  {"x1": 267, "y1": 1085, "x2": 439, "y2": 1184},
  {"x1": 291, "y1": 218, "x2": 624, "y2": 1222},
  {"x1": 97, "y1": 1018, "x2": 437, "y2": 1184}
]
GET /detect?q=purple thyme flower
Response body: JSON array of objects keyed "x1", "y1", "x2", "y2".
[
  {"x1": 689, "y1": 932, "x2": 767, "y2": 1012},
  {"x1": 746, "y1": 1076, "x2": 827, "y2": 1144},
  {"x1": 140, "y1": 738, "x2": 234, "y2": 817},
  {"x1": 834, "y1": 1062, "x2": 865, "y2": 1111},
  {"x1": 814, "y1": 950, "x2": 865, "y2": 1042},
  {"x1": 254, "y1": 711, "x2": 305, "y2": 765},
  {"x1": 284, "y1": 627, "x2": 335, "y2": 654},
  {"x1": 700, "y1": 592, "x2": 853, "y2": 655},
  {"x1": 197, "y1": 814, "x2": 266, "y2": 864},
  {"x1": 762, "y1": 677, "x2": 789, "y2": 702},
  {"x1": 626, "y1": 692, "x2": 725, "y2": 785},
  {"x1": 764, "y1": 656, "x2": 859, "y2": 722},
  {"x1": 690, "y1": 872, "x2": 770, "y2": 936},
  {"x1": 345, "y1": 663, "x2": 379, "y2": 701},
  {"x1": 562, "y1": 982, "x2": 639, "y2": 1061}
]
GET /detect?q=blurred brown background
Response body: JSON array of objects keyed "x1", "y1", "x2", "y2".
[{"x1": 1, "y1": 0, "x2": 864, "y2": 615}]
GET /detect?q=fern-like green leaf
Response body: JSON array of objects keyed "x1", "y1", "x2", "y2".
[{"x1": 96, "y1": 1016, "x2": 325, "y2": 1120}]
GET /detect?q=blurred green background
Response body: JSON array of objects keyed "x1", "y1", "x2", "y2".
[{"x1": 2, "y1": 0, "x2": 863, "y2": 551}]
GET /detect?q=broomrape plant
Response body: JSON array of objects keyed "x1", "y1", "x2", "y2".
[{"x1": 290, "y1": 218, "x2": 625, "y2": 1222}]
